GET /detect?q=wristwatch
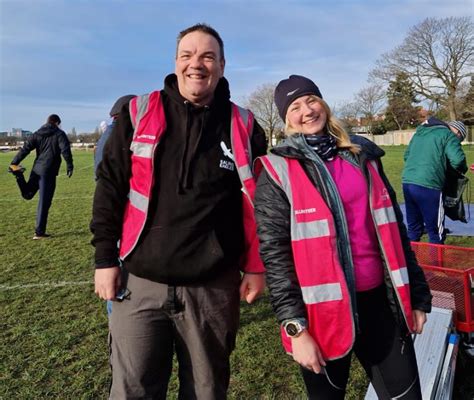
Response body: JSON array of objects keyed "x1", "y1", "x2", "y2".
[{"x1": 283, "y1": 318, "x2": 307, "y2": 338}]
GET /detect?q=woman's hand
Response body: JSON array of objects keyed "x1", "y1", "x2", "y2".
[
  {"x1": 412, "y1": 309, "x2": 427, "y2": 334},
  {"x1": 291, "y1": 330, "x2": 326, "y2": 373}
]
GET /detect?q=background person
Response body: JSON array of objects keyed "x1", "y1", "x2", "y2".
[
  {"x1": 9, "y1": 114, "x2": 73, "y2": 239},
  {"x1": 91, "y1": 23, "x2": 267, "y2": 399},
  {"x1": 254, "y1": 75, "x2": 431, "y2": 399},
  {"x1": 94, "y1": 94, "x2": 136, "y2": 178},
  {"x1": 402, "y1": 117, "x2": 467, "y2": 244}
]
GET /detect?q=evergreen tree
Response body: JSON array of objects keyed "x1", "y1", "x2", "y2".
[
  {"x1": 461, "y1": 75, "x2": 474, "y2": 125},
  {"x1": 384, "y1": 72, "x2": 419, "y2": 130}
]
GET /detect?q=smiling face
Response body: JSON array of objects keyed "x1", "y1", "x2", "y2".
[
  {"x1": 175, "y1": 31, "x2": 225, "y2": 106},
  {"x1": 286, "y1": 95, "x2": 328, "y2": 135}
]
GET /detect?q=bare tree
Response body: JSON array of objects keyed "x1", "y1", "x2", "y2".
[
  {"x1": 244, "y1": 83, "x2": 283, "y2": 146},
  {"x1": 333, "y1": 101, "x2": 360, "y2": 132},
  {"x1": 371, "y1": 17, "x2": 474, "y2": 120},
  {"x1": 354, "y1": 83, "x2": 386, "y2": 134}
]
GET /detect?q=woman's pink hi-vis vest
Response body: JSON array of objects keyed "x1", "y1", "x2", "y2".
[
  {"x1": 258, "y1": 154, "x2": 414, "y2": 360},
  {"x1": 119, "y1": 91, "x2": 264, "y2": 274}
]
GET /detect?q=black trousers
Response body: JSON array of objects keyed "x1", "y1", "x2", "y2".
[
  {"x1": 301, "y1": 285, "x2": 422, "y2": 400},
  {"x1": 15, "y1": 171, "x2": 56, "y2": 235}
]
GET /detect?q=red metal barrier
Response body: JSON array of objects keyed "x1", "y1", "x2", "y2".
[{"x1": 411, "y1": 242, "x2": 474, "y2": 333}]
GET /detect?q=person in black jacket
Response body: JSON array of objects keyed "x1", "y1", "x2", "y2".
[
  {"x1": 94, "y1": 94, "x2": 136, "y2": 179},
  {"x1": 9, "y1": 114, "x2": 73, "y2": 239},
  {"x1": 91, "y1": 24, "x2": 267, "y2": 399},
  {"x1": 254, "y1": 75, "x2": 431, "y2": 399}
]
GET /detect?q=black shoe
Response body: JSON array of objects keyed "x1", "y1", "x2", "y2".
[
  {"x1": 33, "y1": 233, "x2": 51, "y2": 240},
  {"x1": 8, "y1": 164, "x2": 26, "y2": 175}
]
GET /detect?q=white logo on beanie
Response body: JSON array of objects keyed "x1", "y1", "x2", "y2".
[{"x1": 287, "y1": 88, "x2": 300, "y2": 96}]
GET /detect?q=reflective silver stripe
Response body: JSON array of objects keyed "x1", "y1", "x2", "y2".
[
  {"x1": 130, "y1": 98, "x2": 137, "y2": 129},
  {"x1": 231, "y1": 103, "x2": 253, "y2": 152},
  {"x1": 392, "y1": 267, "x2": 409, "y2": 287},
  {"x1": 234, "y1": 105, "x2": 249, "y2": 127},
  {"x1": 373, "y1": 206, "x2": 396, "y2": 225},
  {"x1": 230, "y1": 104, "x2": 254, "y2": 198},
  {"x1": 370, "y1": 160, "x2": 379, "y2": 173},
  {"x1": 265, "y1": 154, "x2": 291, "y2": 192},
  {"x1": 301, "y1": 283, "x2": 342, "y2": 304},
  {"x1": 238, "y1": 164, "x2": 253, "y2": 181},
  {"x1": 136, "y1": 94, "x2": 150, "y2": 123},
  {"x1": 129, "y1": 189, "x2": 148, "y2": 212},
  {"x1": 130, "y1": 142, "x2": 154, "y2": 158},
  {"x1": 293, "y1": 219, "x2": 330, "y2": 241}
]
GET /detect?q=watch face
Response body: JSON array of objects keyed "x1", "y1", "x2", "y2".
[{"x1": 286, "y1": 323, "x2": 299, "y2": 336}]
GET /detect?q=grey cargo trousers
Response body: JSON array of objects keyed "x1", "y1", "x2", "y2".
[{"x1": 108, "y1": 268, "x2": 241, "y2": 399}]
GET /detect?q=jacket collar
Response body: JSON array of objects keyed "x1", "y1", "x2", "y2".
[{"x1": 270, "y1": 133, "x2": 385, "y2": 164}]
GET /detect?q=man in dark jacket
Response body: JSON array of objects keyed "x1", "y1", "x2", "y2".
[
  {"x1": 91, "y1": 24, "x2": 267, "y2": 399},
  {"x1": 9, "y1": 114, "x2": 73, "y2": 239},
  {"x1": 94, "y1": 94, "x2": 136, "y2": 178}
]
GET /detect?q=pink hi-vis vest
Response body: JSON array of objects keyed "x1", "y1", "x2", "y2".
[
  {"x1": 119, "y1": 91, "x2": 264, "y2": 274},
  {"x1": 258, "y1": 154, "x2": 414, "y2": 360}
]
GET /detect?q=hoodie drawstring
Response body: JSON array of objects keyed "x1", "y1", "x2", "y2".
[{"x1": 178, "y1": 102, "x2": 209, "y2": 193}]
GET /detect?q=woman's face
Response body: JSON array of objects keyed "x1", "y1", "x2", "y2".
[{"x1": 286, "y1": 95, "x2": 327, "y2": 135}]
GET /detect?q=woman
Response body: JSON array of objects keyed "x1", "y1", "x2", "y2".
[{"x1": 254, "y1": 75, "x2": 431, "y2": 399}]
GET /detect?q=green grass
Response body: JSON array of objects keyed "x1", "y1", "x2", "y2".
[{"x1": 0, "y1": 147, "x2": 473, "y2": 399}]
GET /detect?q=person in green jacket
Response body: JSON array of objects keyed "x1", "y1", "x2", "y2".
[{"x1": 402, "y1": 117, "x2": 467, "y2": 244}]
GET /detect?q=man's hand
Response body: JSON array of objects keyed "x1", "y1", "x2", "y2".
[
  {"x1": 239, "y1": 273, "x2": 265, "y2": 304},
  {"x1": 94, "y1": 267, "x2": 121, "y2": 300},
  {"x1": 412, "y1": 309, "x2": 427, "y2": 334},
  {"x1": 291, "y1": 330, "x2": 326, "y2": 373},
  {"x1": 66, "y1": 168, "x2": 73, "y2": 178}
]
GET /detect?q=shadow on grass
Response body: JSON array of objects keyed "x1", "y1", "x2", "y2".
[{"x1": 239, "y1": 292, "x2": 276, "y2": 328}]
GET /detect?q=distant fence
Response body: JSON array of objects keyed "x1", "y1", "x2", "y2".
[
  {"x1": 356, "y1": 130, "x2": 416, "y2": 145},
  {"x1": 357, "y1": 125, "x2": 474, "y2": 146},
  {"x1": 0, "y1": 143, "x2": 96, "y2": 152}
]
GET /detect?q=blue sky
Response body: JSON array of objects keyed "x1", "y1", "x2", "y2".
[{"x1": 0, "y1": 0, "x2": 471, "y2": 133}]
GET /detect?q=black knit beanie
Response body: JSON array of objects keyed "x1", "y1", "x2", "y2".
[{"x1": 274, "y1": 75, "x2": 323, "y2": 121}]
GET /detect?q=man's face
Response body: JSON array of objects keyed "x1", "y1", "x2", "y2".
[{"x1": 175, "y1": 31, "x2": 225, "y2": 106}]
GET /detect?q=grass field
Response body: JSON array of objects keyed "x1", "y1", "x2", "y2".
[{"x1": 1, "y1": 146, "x2": 473, "y2": 399}]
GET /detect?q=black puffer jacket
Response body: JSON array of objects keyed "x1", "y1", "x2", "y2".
[
  {"x1": 254, "y1": 134, "x2": 432, "y2": 327},
  {"x1": 11, "y1": 124, "x2": 73, "y2": 176}
]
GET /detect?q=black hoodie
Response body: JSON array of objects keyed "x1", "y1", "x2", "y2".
[
  {"x1": 91, "y1": 74, "x2": 267, "y2": 284},
  {"x1": 12, "y1": 123, "x2": 73, "y2": 176}
]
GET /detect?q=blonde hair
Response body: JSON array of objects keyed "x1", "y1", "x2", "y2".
[{"x1": 285, "y1": 96, "x2": 359, "y2": 154}]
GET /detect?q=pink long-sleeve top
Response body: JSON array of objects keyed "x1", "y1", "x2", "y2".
[{"x1": 325, "y1": 156, "x2": 384, "y2": 292}]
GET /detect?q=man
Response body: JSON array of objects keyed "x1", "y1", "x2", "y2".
[
  {"x1": 94, "y1": 94, "x2": 136, "y2": 178},
  {"x1": 91, "y1": 24, "x2": 267, "y2": 399},
  {"x1": 402, "y1": 117, "x2": 467, "y2": 244},
  {"x1": 9, "y1": 114, "x2": 73, "y2": 239}
]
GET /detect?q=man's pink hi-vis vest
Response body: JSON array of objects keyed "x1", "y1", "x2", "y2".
[
  {"x1": 119, "y1": 91, "x2": 264, "y2": 274},
  {"x1": 257, "y1": 154, "x2": 414, "y2": 360}
]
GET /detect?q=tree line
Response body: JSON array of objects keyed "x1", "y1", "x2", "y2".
[{"x1": 245, "y1": 16, "x2": 473, "y2": 144}]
